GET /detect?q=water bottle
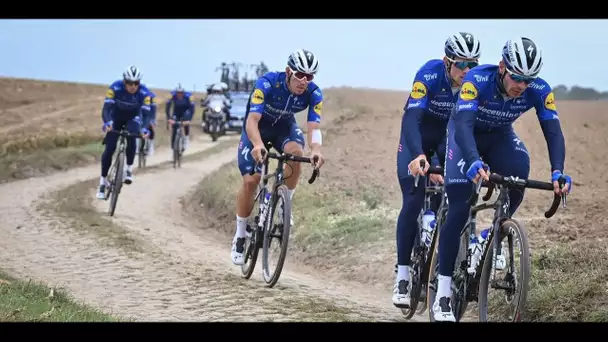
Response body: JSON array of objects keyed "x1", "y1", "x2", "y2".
[
  {"x1": 421, "y1": 209, "x2": 436, "y2": 247},
  {"x1": 468, "y1": 228, "x2": 490, "y2": 274},
  {"x1": 259, "y1": 192, "x2": 272, "y2": 227},
  {"x1": 467, "y1": 234, "x2": 481, "y2": 275}
]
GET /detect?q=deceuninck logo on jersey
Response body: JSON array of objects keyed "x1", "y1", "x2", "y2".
[
  {"x1": 544, "y1": 92, "x2": 557, "y2": 111},
  {"x1": 460, "y1": 82, "x2": 478, "y2": 101},
  {"x1": 410, "y1": 81, "x2": 427, "y2": 100},
  {"x1": 251, "y1": 89, "x2": 264, "y2": 105}
]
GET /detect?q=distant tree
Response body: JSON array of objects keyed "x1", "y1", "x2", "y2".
[{"x1": 215, "y1": 62, "x2": 230, "y2": 84}]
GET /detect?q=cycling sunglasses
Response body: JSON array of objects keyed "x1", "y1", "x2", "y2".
[
  {"x1": 447, "y1": 57, "x2": 479, "y2": 70},
  {"x1": 289, "y1": 68, "x2": 314, "y2": 82},
  {"x1": 124, "y1": 80, "x2": 140, "y2": 86},
  {"x1": 505, "y1": 68, "x2": 535, "y2": 84}
]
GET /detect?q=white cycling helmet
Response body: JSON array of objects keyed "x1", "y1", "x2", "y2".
[
  {"x1": 444, "y1": 32, "x2": 481, "y2": 60},
  {"x1": 287, "y1": 49, "x2": 319, "y2": 75},
  {"x1": 502, "y1": 37, "x2": 543, "y2": 78},
  {"x1": 123, "y1": 65, "x2": 143, "y2": 82},
  {"x1": 211, "y1": 83, "x2": 223, "y2": 92},
  {"x1": 175, "y1": 83, "x2": 185, "y2": 92},
  {"x1": 219, "y1": 82, "x2": 228, "y2": 90}
]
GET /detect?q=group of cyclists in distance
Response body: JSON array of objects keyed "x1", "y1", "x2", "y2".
[{"x1": 94, "y1": 33, "x2": 572, "y2": 322}]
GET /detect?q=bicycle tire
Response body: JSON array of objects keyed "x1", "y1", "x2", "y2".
[
  {"x1": 452, "y1": 231, "x2": 470, "y2": 322},
  {"x1": 109, "y1": 150, "x2": 124, "y2": 216},
  {"x1": 241, "y1": 186, "x2": 266, "y2": 279},
  {"x1": 477, "y1": 219, "x2": 531, "y2": 322},
  {"x1": 401, "y1": 220, "x2": 427, "y2": 319},
  {"x1": 173, "y1": 133, "x2": 181, "y2": 168},
  {"x1": 415, "y1": 203, "x2": 447, "y2": 316},
  {"x1": 262, "y1": 184, "x2": 291, "y2": 288}
]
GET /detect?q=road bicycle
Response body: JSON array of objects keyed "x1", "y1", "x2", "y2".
[
  {"x1": 137, "y1": 136, "x2": 150, "y2": 168},
  {"x1": 104, "y1": 128, "x2": 141, "y2": 217},
  {"x1": 427, "y1": 166, "x2": 568, "y2": 322},
  {"x1": 240, "y1": 144, "x2": 319, "y2": 288},
  {"x1": 399, "y1": 160, "x2": 447, "y2": 319},
  {"x1": 171, "y1": 121, "x2": 186, "y2": 169}
]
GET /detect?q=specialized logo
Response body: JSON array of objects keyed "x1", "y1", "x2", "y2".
[
  {"x1": 410, "y1": 81, "x2": 427, "y2": 100},
  {"x1": 251, "y1": 89, "x2": 265, "y2": 105},
  {"x1": 544, "y1": 92, "x2": 557, "y2": 111},
  {"x1": 106, "y1": 89, "x2": 115, "y2": 98},
  {"x1": 313, "y1": 101, "x2": 323, "y2": 115},
  {"x1": 460, "y1": 82, "x2": 478, "y2": 101}
]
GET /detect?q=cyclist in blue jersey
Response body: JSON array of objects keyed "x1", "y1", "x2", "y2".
[
  {"x1": 231, "y1": 49, "x2": 325, "y2": 265},
  {"x1": 432, "y1": 37, "x2": 573, "y2": 322},
  {"x1": 393, "y1": 32, "x2": 482, "y2": 309},
  {"x1": 139, "y1": 90, "x2": 157, "y2": 156},
  {"x1": 96, "y1": 65, "x2": 152, "y2": 199},
  {"x1": 165, "y1": 84, "x2": 195, "y2": 153}
]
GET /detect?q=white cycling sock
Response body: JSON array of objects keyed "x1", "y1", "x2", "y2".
[
  {"x1": 437, "y1": 274, "x2": 452, "y2": 299},
  {"x1": 397, "y1": 265, "x2": 410, "y2": 282},
  {"x1": 99, "y1": 176, "x2": 106, "y2": 186},
  {"x1": 235, "y1": 215, "x2": 248, "y2": 239},
  {"x1": 126, "y1": 165, "x2": 133, "y2": 173}
]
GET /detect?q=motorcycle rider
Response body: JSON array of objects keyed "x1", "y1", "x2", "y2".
[{"x1": 202, "y1": 83, "x2": 232, "y2": 131}]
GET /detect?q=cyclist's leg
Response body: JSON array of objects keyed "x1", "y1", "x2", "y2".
[
  {"x1": 231, "y1": 129, "x2": 266, "y2": 265},
  {"x1": 183, "y1": 123, "x2": 190, "y2": 150},
  {"x1": 123, "y1": 116, "x2": 141, "y2": 184},
  {"x1": 148, "y1": 124, "x2": 155, "y2": 155},
  {"x1": 393, "y1": 133, "x2": 431, "y2": 307},
  {"x1": 433, "y1": 119, "x2": 474, "y2": 322},
  {"x1": 98, "y1": 126, "x2": 121, "y2": 198},
  {"x1": 170, "y1": 121, "x2": 177, "y2": 150},
  {"x1": 274, "y1": 121, "x2": 305, "y2": 204},
  {"x1": 482, "y1": 129, "x2": 530, "y2": 216},
  {"x1": 428, "y1": 135, "x2": 448, "y2": 213}
]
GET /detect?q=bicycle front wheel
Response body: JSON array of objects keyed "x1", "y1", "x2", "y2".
[
  {"x1": 262, "y1": 185, "x2": 291, "y2": 288},
  {"x1": 109, "y1": 151, "x2": 125, "y2": 216},
  {"x1": 241, "y1": 187, "x2": 266, "y2": 279},
  {"x1": 478, "y1": 219, "x2": 531, "y2": 322}
]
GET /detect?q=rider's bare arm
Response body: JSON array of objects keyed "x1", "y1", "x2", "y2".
[
  {"x1": 307, "y1": 121, "x2": 322, "y2": 153},
  {"x1": 246, "y1": 113, "x2": 264, "y2": 147}
]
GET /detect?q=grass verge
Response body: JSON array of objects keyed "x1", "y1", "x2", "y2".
[
  {"x1": 37, "y1": 139, "x2": 236, "y2": 257},
  {"x1": 526, "y1": 241, "x2": 608, "y2": 321},
  {"x1": 0, "y1": 270, "x2": 120, "y2": 322},
  {"x1": 0, "y1": 132, "x2": 173, "y2": 184}
]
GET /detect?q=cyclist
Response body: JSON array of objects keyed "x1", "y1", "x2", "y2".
[
  {"x1": 393, "y1": 32, "x2": 482, "y2": 309},
  {"x1": 230, "y1": 49, "x2": 325, "y2": 265},
  {"x1": 433, "y1": 37, "x2": 573, "y2": 322},
  {"x1": 166, "y1": 84, "x2": 195, "y2": 152},
  {"x1": 140, "y1": 90, "x2": 157, "y2": 156},
  {"x1": 96, "y1": 65, "x2": 152, "y2": 199}
]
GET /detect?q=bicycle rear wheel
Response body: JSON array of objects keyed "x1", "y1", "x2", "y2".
[
  {"x1": 241, "y1": 186, "x2": 266, "y2": 279},
  {"x1": 478, "y1": 219, "x2": 531, "y2": 322},
  {"x1": 109, "y1": 151, "x2": 125, "y2": 216},
  {"x1": 262, "y1": 184, "x2": 291, "y2": 288}
]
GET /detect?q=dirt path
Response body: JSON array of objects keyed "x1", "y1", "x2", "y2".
[{"x1": 0, "y1": 135, "x2": 421, "y2": 322}]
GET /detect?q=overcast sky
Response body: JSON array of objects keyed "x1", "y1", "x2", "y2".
[{"x1": 0, "y1": 19, "x2": 605, "y2": 91}]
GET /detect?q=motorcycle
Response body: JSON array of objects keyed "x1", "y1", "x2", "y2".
[{"x1": 204, "y1": 99, "x2": 227, "y2": 142}]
